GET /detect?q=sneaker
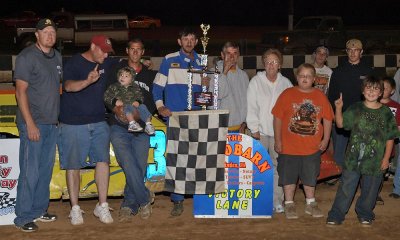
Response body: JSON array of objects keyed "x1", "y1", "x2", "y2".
[
  {"x1": 284, "y1": 202, "x2": 298, "y2": 219},
  {"x1": 325, "y1": 178, "x2": 339, "y2": 186},
  {"x1": 359, "y1": 218, "x2": 373, "y2": 227},
  {"x1": 376, "y1": 195, "x2": 384, "y2": 205},
  {"x1": 139, "y1": 202, "x2": 152, "y2": 220},
  {"x1": 305, "y1": 202, "x2": 324, "y2": 218},
  {"x1": 34, "y1": 212, "x2": 57, "y2": 222},
  {"x1": 274, "y1": 204, "x2": 285, "y2": 213},
  {"x1": 128, "y1": 121, "x2": 143, "y2": 132},
  {"x1": 93, "y1": 202, "x2": 114, "y2": 224},
  {"x1": 69, "y1": 205, "x2": 84, "y2": 225},
  {"x1": 16, "y1": 222, "x2": 38, "y2": 232},
  {"x1": 326, "y1": 219, "x2": 342, "y2": 226},
  {"x1": 145, "y1": 123, "x2": 155, "y2": 135},
  {"x1": 389, "y1": 193, "x2": 400, "y2": 199},
  {"x1": 171, "y1": 201, "x2": 184, "y2": 217},
  {"x1": 118, "y1": 207, "x2": 133, "y2": 222}
]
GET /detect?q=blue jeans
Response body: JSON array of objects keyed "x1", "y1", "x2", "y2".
[
  {"x1": 170, "y1": 193, "x2": 185, "y2": 202},
  {"x1": 124, "y1": 104, "x2": 151, "y2": 122},
  {"x1": 331, "y1": 125, "x2": 349, "y2": 168},
  {"x1": 110, "y1": 124, "x2": 150, "y2": 213},
  {"x1": 14, "y1": 124, "x2": 57, "y2": 227},
  {"x1": 327, "y1": 170, "x2": 383, "y2": 223},
  {"x1": 393, "y1": 153, "x2": 400, "y2": 195}
]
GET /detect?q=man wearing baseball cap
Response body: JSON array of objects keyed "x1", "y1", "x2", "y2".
[
  {"x1": 58, "y1": 34, "x2": 118, "y2": 225},
  {"x1": 36, "y1": 18, "x2": 57, "y2": 31},
  {"x1": 91, "y1": 35, "x2": 114, "y2": 54},
  {"x1": 327, "y1": 39, "x2": 373, "y2": 169},
  {"x1": 13, "y1": 18, "x2": 62, "y2": 232}
]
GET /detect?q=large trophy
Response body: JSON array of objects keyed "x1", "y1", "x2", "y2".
[{"x1": 187, "y1": 24, "x2": 219, "y2": 110}]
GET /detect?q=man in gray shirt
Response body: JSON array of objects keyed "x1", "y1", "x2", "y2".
[
  {"x1": 13, "y1": 18, "x2": 62, "y2": 232},
  {"x1": 214, "y1": 41, "x2": 249, "y2": 132}
]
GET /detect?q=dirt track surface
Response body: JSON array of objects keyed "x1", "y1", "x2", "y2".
[{"x1": 1, "y1": 180, "x2": 400, "y2": 240}]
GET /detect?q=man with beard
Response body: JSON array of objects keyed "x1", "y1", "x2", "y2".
[{"x1": 153, "y1": 27, "x2": 204, "y2": 216}]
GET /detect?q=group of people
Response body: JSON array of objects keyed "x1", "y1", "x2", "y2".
[
  {"x1": 13, "y1": 18, "x2": 158, "y2": 232},
  {"x1": 12, "y1": 17, "x2": 400, "y2": 233}
]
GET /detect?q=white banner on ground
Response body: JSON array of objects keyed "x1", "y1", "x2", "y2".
[{"x1": 0, "y1": 139, "x2": 19, "y2": 225}]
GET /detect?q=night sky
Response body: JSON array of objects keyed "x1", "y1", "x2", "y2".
[{"x1": 1, "y1": 0, "x2": 400, "y2": 26}]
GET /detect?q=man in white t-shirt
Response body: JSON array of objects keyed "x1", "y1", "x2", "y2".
[{"x1": 312, "y1": 46, "x2": 332, "y2": 94}]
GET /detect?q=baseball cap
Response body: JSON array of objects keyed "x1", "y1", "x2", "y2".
[
  {"x1": 36, "y1": 18, "x2": 56, "y2": 31},
  {"x1": 346, "y1": 39, "x2": 363, "y2": 49},
  {"x1": 91, "y1": 35, "x2": 114, "y2": 53}
]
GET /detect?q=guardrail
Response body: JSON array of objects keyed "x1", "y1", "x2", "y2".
[{"x1": 1, "y1": 54, "x2": 399, "y2": 85}]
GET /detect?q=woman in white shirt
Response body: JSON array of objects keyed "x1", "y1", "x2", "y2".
[{"x1": 246, "y1": 48, "x2": 293, "y2": 214}]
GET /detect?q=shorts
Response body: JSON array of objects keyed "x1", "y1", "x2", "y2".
[
  {"x1": 277, "y1": 151, "x2": 321, "y2": 187},
  {"x1": 58, "y1": 121, "x2": 110, "y2": 170}
]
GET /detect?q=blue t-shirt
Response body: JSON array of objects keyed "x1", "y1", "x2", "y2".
[{"x1": 59, "y1": 54, "x2": 117, "y2": 124}]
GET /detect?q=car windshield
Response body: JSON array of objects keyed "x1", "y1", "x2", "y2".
[{"x1": 295, "y1": 18, "x2": 321, "y2": 30}]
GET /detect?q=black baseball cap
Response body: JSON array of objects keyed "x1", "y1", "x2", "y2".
[{"x1": 36, "y1": 18, "x2": 56, "y2": 31}]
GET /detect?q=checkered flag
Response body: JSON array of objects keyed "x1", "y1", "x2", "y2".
[
  {"x1": 0, "y1": 192, "x2": 16, "y2": 209},
  {"x1": 164, "y1": 110, "x2": 229, "y2": 195}
]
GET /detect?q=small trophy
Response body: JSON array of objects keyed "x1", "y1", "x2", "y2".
[
  {"x1": 187, "y1": 24, "x2": 219, "y2": 110},
  {"x1": 200, "y1": 23, "x2": 210, "y2": 67}
]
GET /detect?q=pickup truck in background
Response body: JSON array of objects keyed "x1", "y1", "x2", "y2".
[
  {"x1": 0, "y1": 11, "x2": 40, "y2": 28},
  {"x1": 13, "y1": 11, "x2": 129, "y2": 49},
  {"x1": 260, "y1": 16, "x2": 400, "y2": 54}
]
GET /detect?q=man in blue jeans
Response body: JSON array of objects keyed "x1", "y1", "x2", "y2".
[
  {"x1": 105, "y1": 38, "x2": 157, "y2": 221},
  {"x1": 13, "y1": 18, "x2": 62, "y2": 232}
]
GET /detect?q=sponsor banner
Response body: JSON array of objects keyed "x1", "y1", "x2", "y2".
[
  {"x1": 194, "y1": 133, "x2": 273, "y2": 218},
  {"x1": 0, "y1": 139, "x2": 19, "y2": 225}
]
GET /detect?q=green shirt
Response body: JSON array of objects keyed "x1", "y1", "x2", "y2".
[
  {"x1": 104, "y1": 82, "x2": 143, "y2": 110},
  {"x1": 343, "y1": 102, "x2": 399, "y2": 176}
]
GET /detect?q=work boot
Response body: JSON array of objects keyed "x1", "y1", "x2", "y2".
[
  {"x1": 171, "y1": 201, "x2": 184, "y2": 217},
  {"x1": 284, "y1": 202, "x2": 298, "y2": 219},
  {"x1": 305, "y1": 202, "x2": 324, "y2": 218}
]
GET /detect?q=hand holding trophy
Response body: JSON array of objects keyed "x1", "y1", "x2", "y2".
[{"x1": 187, "y1": 23, "x2": 219, "y2": 110}]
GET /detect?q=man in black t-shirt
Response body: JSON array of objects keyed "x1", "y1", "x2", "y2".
[{"x1": 106, "y1": 38, "x2": 157, "y2": 221}]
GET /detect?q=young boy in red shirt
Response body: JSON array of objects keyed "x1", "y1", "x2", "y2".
[{"x1": 272, "y1": 63, "x2": 334, "y2": 219}]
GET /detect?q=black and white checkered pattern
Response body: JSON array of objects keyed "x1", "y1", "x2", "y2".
[
  {"x1": 164, "y1": 110, "x2": 229, "y2": 195},
  {"x1": 0, "y1": 192, "x2": 16, "y2": 209}
]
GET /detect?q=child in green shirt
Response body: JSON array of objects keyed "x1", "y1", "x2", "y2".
[{"x1": 327, "y1": 76, "x2": 399, "y2": 226}]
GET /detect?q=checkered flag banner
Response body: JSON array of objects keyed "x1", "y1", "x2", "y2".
[
  {"x1": 0, "y1": 192, "x2": 16, "y2": 209},
  {"x1": 164, "y1": 110, "x2": 229, "y2": 195}
]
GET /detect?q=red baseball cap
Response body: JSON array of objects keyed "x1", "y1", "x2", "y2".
[{"x1": 91, "y1": 35, "x2": 114, "y2": 53}]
